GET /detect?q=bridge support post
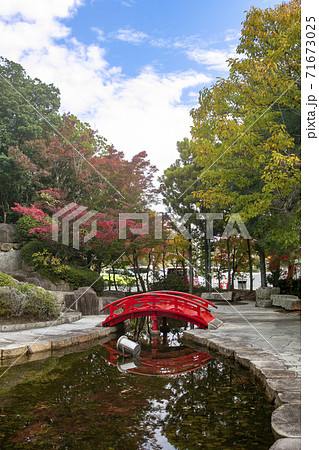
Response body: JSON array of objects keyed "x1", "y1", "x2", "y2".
[{"x1": 151, "y1": 314, "x2": 160, "y2": 337}]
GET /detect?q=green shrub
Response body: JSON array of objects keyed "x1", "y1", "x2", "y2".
[
  {"x1": 0, "y1": 272, "x2": 19, "y2": 287},
  {"x1": 277, "y1": 278, "x2": 301, "y2": 297},
  {"x1": 21, "y1": 240, "x2": 49, "y2": 266},
  {"x1": 21, "y1": 241, "x2": 104, "y2": 294},
  {"x1": 18, "y1": 284, "x2": 59, "y2": 319},
  {"x1": 64, "y1": 266, "x2": 105, "y2": 295},
  {"x1": 14, "y1": 215, "x2": 40, "y2": 243},
  {"x1": 0, "y1": 284, "x2": 59, "y2": 320},
  {"x1": 0, "y1": 287, "x2": 28, "y2": 317},
  {"x1": 32, "y1": 249, "x2": 70, "y2": 283}
]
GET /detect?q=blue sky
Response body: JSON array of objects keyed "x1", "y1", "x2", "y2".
[{"x1": 0, "y1": 0, "x2": 279, "y2": 174}]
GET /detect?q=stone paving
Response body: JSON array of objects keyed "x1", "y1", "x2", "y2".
[
  {"x1": 0, "y1": 315, "x2": 114, "y2": 362},
  {"x1": 208, "y1": 300, "x2": 301, "y2": 374},
  {"x1": 183, "y1": 300, "x2": 301, "y2": 450}
]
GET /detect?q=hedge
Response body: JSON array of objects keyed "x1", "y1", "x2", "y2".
[{"x1": 64, "y1": 266, "x2": 105, "y2": 295}]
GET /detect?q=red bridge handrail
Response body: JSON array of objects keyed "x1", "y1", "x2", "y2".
[
  {"x1": 101, "y1": 291, "x2": 217, "y2": 329},
  {"x1": 151, "y1": 291, "x2": 218, "y2": 308},
  {"x1": 102, "y1": 291, "x2": 217, "y2": 313}
]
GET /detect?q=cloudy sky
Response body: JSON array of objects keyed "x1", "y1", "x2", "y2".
[{"x1": 0, "y1": 0, "x2": 279, "y2": 175}]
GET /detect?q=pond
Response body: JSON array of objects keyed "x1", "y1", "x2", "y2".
[{"x1": 0, "y1": 332, "x2": 275, "y2": 449}]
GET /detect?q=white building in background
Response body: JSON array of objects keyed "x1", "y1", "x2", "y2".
[{"x1": 211, "y1": 272, "x2": 273, "y2": 290}]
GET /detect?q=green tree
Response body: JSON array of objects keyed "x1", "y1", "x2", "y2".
[
  {"x1": 0, "y1": 57, "x2": 61, "y2": 221},
  {"x1": 160, "y1": 138, "x2": 226, "y2": 291},
  {"x1": 190, "y1": 1, "x2": 301, "y2": 285},
  {"x1": 0, "y1": 57, "x2": 61, "y2": 153}
]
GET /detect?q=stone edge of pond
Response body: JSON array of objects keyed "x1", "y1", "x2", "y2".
[
  {"x1": 183, "y1": 329, "x2": 301, "y2": 450},
  {"x1": 0, "y1": 325, "x2": 118, "y2": 361},
  {"x1": 0, "y1": 311, "x2": 82, "y2": 332}
]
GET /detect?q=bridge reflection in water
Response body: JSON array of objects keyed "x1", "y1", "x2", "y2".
[{"x1": 103, "y1": 340, "x2": 211, "y2": 377}]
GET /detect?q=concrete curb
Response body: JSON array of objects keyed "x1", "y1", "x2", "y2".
[
  {"x1": 0, "y1": 312, "x2": 82, "y2": 332},
  {"x1": 183, "y1": 329, "x2": 301, "y2": 449},
  {"x1": 0, "y1": 325, "x2": 117, "y2": 361}
]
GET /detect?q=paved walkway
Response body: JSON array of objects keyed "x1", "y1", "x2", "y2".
[
  {"x1": 206, "y1": 301, "x2": 301, "y2": 374},
  {"x1": 0, "y1": 301, "x2": 300, "y2": 371},
  {"x1": 0, "y1": 315, "x2": 114, "y2": 362}
]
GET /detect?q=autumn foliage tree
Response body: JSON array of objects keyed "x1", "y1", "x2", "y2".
[{"x1": 9, "y1": 113, "x2": 158, "y2": 212}]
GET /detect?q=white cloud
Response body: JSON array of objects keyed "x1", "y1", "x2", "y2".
[
  {"x1": 91, "y1": 26, "x2": 105, "y2": 42},
  {"x1": 186, "y1": 47, "x2": 237, "y2": 72},
  {"x1": 116, "y1": 0, "x2": 135, "y2": 7},
  {"x1": 111, "y1": 27, "x2": 149, "y2": 44},
  {"x1": 91, "y1": 67, "x2": 210, "y2": 172},
  {"x1": 0, "y1": 0, "x2": 83, "y2": 23},
  {"x1": 224, "y1": 29, "x2": 241, "y2": 42},
  {"x1": 0, "y1": 0, "x2": 212, "y2": 176}
]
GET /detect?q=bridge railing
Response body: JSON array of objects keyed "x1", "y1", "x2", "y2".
[
  {"x1": 151, "y1": 291, "x2": 217, "y2": 309},
  {"x1": 102, "y1": 291, "x2": 217, "y2": 318}
]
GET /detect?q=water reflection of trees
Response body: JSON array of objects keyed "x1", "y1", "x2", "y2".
[
  {"x1": 162, "y1": 360, "x2": 274, "y2": 449},
  {"x1": 0, "y1": 345, "x2": 274, "y2": 449}
]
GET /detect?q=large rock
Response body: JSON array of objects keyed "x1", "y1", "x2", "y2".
[
  {"x1": 66, "y1": 287, "x2": 100, "y2": 315},
  {"x1": 271, "y1": 295, "x2": 301, "y2": 311},
  {"x1": 24, "y1": 274, "x2": 71, "y2": 292},
  {"x1": 256, "y1": 286, "x2": 280, "y2": 300},
  {"x1": 255, "y1": 298, "x2": 273, "y2": 308},
  {"x1": 0, "y1": 243, "x2": 12, "y2": 252},
  {"x1": 64, "y1": 292, "x2": 77, "y2": 310},
  {"x1": 0, "y1": 223, "x2": 16, "y2": 243},
  {"x1": 0, "y1": 248, "x2": 22, "y2": 271}
]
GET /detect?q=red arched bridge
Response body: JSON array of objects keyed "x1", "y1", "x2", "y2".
[{"x1": 101, "y1": 290, "x2": 218, "y2": 329}]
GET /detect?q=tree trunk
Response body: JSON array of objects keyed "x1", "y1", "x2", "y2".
[
  {"x1": 188, "y1": 226, "x2": 193, "y2": 294},
  {"x1": 259, "y1": 249, "x2": 267, "y2": 287},
  {"x1": 231, "y1": 248, "x2": 236, "y2": 290},
  {"x1": 247, "y1": 239, "x2": 253, "y2": 292},
  {"x1": 146, "y1": 250, "x2": 152, "y2": 291},
  {"x1": 226, "y1": 237, "x2": 231, "y2": 291},
  {"x1": 204, "y1": 236, "x2": 208, "y2": 289},
  {"x1": 162, "y1": 243, "x2": 166, "y2": 279},
  {"x1": 134, "y1": 251, "x2": 146, "y2": 292},
  {"x1": 207, "y1": 238, "x2": 212, "y2": 292},
  {"x1": 112, "y1": 266, "x2": 118, "y2": 291}
]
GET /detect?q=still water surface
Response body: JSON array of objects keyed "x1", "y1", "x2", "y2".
[{"x1": 0, "y1": 337, "x2": 275, "y2": 449}]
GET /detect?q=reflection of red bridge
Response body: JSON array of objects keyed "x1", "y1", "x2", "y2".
[
  {"x1": 101, "y1": 291, "x2": 217, "y2": 329},
  {"x1": 103, "y1": 341, "x2": 211, "y2": 377}
]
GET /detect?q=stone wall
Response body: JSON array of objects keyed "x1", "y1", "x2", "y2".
[
  {"x1": 65, "y1": 289, "x2": 128, "y2": 315},
  {"x1": 0, "y1": 224, "x2": 22, "y2": 272},
  {"x1": 0, "y1": 223, "x2": 16, "y2": 243}
]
